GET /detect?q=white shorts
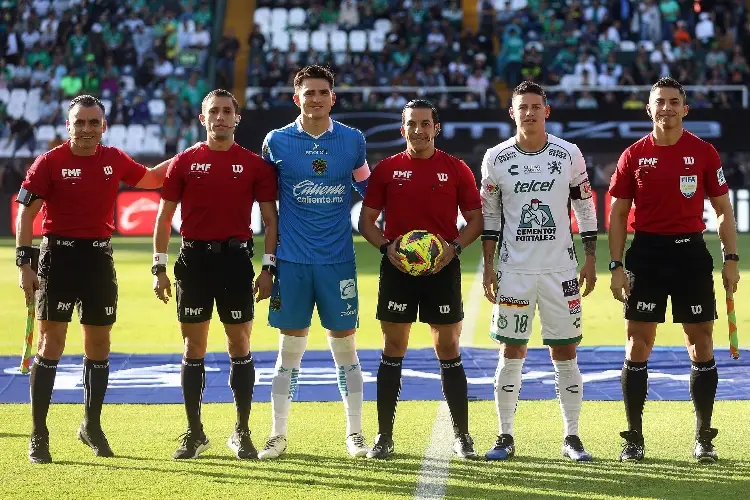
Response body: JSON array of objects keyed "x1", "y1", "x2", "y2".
[{"x1": 489, "y1": 268, "x2": 583, "y2": 346}]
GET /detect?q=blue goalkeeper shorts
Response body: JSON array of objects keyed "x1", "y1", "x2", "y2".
[{"x1": 268, "y1": 259, "x2": 359, "y2": 331}]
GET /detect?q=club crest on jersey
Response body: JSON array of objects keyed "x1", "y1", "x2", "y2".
[
  {"x1": 312, "y1": 159, "x2": 327, "y2": 175},
  {"x1": 548, "y1": 161, "x2": 562, "y2": 174},
  {"x1": 517, "y1": 199, "x2": 556, "y2": 241},
  {"x1": 679, "y1": 175, "x2": 698, "y2": 199},
  {"x1": 486, "y1": 183, "x2": 499, "y2": 194}
]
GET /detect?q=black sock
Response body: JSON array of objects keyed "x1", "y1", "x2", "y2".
[
  {"x1": 440, "y1": 356, "x2": 469, "y2": 436},
  {"x1": 229, "y1": 354, "x2": 255, "y2": 431},
  {"x1": 30, "y1": 356, "x2": 58, "y2": 435},
  {"x1": 376, "y1": 354, "x2": 403, "y2": 436},
  {"x1": 181, "y1": 357, "x2": 205, "y2": 435},
  {"x1": 621, "y1": 360, "x2": 648, "y2": 433},
  {"x1": 82, "y1": 357, "x2": 109, "y2": 430},
  {"x1": 690, "y1": 358, "x2": 718, "y2": 436}
]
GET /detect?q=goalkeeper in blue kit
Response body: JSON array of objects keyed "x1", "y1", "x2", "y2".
[{"x1": 258, "y1": 65, "x2": 371, "y2": 459}]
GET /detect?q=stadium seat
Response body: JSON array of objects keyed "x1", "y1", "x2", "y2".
[
  {"x1": 270, "y1": 8, "x2": 288, "y2": 31},
  {"x1": 638, "y1": 40, "x2": 655, "y2": 52},
  {"x1": 101, "y1": 99, "x2": 111, "y2": 114},
  {"x1": 560, "y1": 74, "x2": 582, "y2": 87},
  {"x1": 619, "y1": 40, "x2": 637, "y2": 51},
  {"x1": 254, "y1": 7, "x2": 271, "y2": 28},
  {"x1": 36, "y1": 125, "x2": 56, "y2": 144},
  {"x1": 55, "y1": 125, "x2": 67, "y2": 140},
  {"x1": 10, "y1": 88, "x2": 27, "y2": 108},
  {"x1": 290, "y1": 30, "x2": 310, "y2": 51},
  {"x1": 310, "y1": 30, "x2": 329, "y2": 52},
  {"x1": 148, "y1": 99, "x2": 166, "y2": 118},
  {"x1": 106, "y1": 124, "x2": 127, "y2": 149},
  {"x1": 288, "y1": 7, "x2": 306, "y2": 27},
  {"x1": 349, "y1": 30, "x2": 367, "y2": 52},
  {"x1": 125, "y1": 125, "x2": 145, "y2": 155},
  {"x1": 272, "y1": 30, "x2": 291, "y2": 51},
  {"x1": 119, "y1": 75, "x2": 135, "y2": 93},
  {"x1": 330, "y1": 31, "x2": 348, "y2": 52},
  {"x1": 245, "y1": 87, "x2": 261, "y2": 104},
  {"x1": 374, "y1": 19, "x2": 392, "y2": 34},
  {"x1": 0, "y1": 88, "x2": 8, "y2": 104},
  {"x1": 142, "y1": 124, "x2": 165, "y2": 155},
  {"x1": 368, "y1": 30, "x2": 386, "y2": 52}
]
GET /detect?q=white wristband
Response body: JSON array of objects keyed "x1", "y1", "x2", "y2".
[
  {"x1": 153, "y1": 253, "x2": 168, "y2": 266},
  {"x1": 262, "y1": 254, "x2": 276, "y2": 266}
]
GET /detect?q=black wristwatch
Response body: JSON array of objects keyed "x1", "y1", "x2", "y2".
[
  {"x1": 724, "y1": 253, "x2": 740, "y2": 263},
  {"x1": 379, "y1": 241, "x2": 392, "y2": 255},
  {"x1": 609, "y1": 260, "x2": 623, "y2": 271},
  {"x1": 450, "y1": 241, "x2": 462, "y2": 256},
  {"x1": 151, "y1": 264, "x2": 167, "y2": 276},
  {"x1": 261, "y1": 264, "x2": 277, "y2": 276}
]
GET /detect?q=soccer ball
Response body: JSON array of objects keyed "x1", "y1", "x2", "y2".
[{"x1": 397, "y1": 230, "x2": 443, "y2": 276}]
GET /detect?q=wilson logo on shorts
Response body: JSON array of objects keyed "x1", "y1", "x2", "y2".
[
  {"x1": 568, "y1": 299, "x2": 581, "y2": 315},
  {"x1": 270, "y1": 296, "x2": 281, "y2": 311},
  {"x1": 497, "y1": 296, "x2": 530, "y2": 308},
  {"x1": 517, "y1": 199, "x2": 556, "y2": 242},
  {"x1": 312, "y1": 158, "x2": 327, "y2": 175}
]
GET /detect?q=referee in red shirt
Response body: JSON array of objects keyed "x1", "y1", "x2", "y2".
[
  {"x1": 152, "y1": 89, "x2": 278, "y2": 460},
  {"x1": 359, "y1": 100, "x2": 484, "y2": 459},
  {"x1": 15, "y1": 95, "x2": 171, "y2": 464},
  {"x1": 609, "y1": 78, "x2": 740, "y2": 463}
]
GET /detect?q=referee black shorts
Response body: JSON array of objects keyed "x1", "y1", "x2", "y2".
[
  {"x1": 174, "y1": 238, "x2": 255, "y2": 324},
  {"x1": 36, "y1": 235, "x2": 118, "y2": 326},
  {"x1": 624, "y1": 231, "x2": 717, "y2": 324},
  {"x1": 376, "y1": 256, "x2": 464, "y2": 325}
]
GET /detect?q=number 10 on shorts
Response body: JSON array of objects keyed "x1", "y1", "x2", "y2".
[{"x1": 496, "y1": 312, "x2": 529, "y2": 334}]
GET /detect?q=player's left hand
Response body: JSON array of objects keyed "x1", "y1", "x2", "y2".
[
  {"x1": 432, "y1": 235, "x2": 455, "y2": 275},
  {"x1": 578, "y1": 257, "x2": 597, "y2": 297},
  {"x1": 723, "y1": 260, "x2": 740, "y2": 295},
  {"x1": 254, "y1": 270, "x2": 273, "y2": 302}
]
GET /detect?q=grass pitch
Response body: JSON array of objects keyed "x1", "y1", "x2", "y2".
[{"x1": 0, "y1": 235, "x2": 749, "y2": 499}]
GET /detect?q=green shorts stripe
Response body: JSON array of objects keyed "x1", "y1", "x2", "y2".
[
  {"x1": 542, "y1": 335, "x2": 583, "y2": 346},
  {"x1": 489, "y1": 332, "x2": 530, "y2": 345}
]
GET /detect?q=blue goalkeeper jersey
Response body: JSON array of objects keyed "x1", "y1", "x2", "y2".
[{"x1": 262, "y1": 117, "x2": 368, "y2": 264}]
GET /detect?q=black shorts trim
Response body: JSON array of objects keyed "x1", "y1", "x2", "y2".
[
  {"x1": 36, "y1": 235, "x2": 118, "y2": 326},
  {"x1": 624, "y1": 233, "x2": 717, "y2": 324},
  {"x1": 376, "y1": 256, "x2": 463, "y2": 325},
  {"x1": 175, "y1": 243, "x2": 255, "y2": 324}
]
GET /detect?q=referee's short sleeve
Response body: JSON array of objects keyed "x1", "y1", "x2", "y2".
[
  {"x1": 456, "y1": 159, "x2": 482, "y2": 212},
  {"x1": 608, "y1": 149, "x2": 635, "y2": 199},
  {"x1": 362, "y1": 159, "x2": 387, "y2": 210},
  {"x1": 160, "y1": 154, "x2": 185, "y2": 202},
  {"x1": 253, "y1": 156, "x2": 279, "y2": 202},
  {"x1": 703, "y1": 143, "x2": 729, "y2": 198},
  {"x1": 19, "y1": 153, "x2": 50, "y2": 201}
]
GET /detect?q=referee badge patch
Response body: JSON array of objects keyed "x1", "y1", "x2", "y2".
[{"x1": 680, "y1": 175, "x2": 698, "y2": 199}]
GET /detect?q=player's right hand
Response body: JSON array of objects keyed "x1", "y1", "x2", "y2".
[
  {"x1": 387, "y1": 236, "x2": 409, "y2": 273},
  {"x1": 18, "y1": 265, "x2": 39, "y2": 307},
  {"x1": 482, "y1": 265, "x2": 497, "y2": 303},
  {"x1": 609, "y1": 267, "x2": 630, "y2": 303},
  {"x1": 153, "y1": 272, "x2": 172, "y2": 304}
]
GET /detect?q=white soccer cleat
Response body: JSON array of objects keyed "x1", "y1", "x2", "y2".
[
  {"x1": 346, "y1": 433, "x2": 369, "y2": 457},
  {"x1": 258, "y1": 435, "x2": 288, "y2": 460}
]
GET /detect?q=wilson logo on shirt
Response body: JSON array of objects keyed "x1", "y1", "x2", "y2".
[
  {"x1": 437, "y1": 173, "x2": 448, "y2": 182},
  {"x1": 312, "y1": 159, "x2": 327, "y2": 175},
  {"x1": 679, "y1": 175, "x2": 698, "y2": 199},
  {"x1": 103, "y1": 166, "x2": 113, "y2": 176},
  {"x1": 683, "y1": 157, "x2": 695, "y2": 165}
]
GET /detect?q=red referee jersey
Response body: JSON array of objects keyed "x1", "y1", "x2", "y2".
[
  {"x1": 363, "y1": 149, "x2": 481, "y2": 241},
  {"x1": 18, "y1": 141, "x2": 147, "y2": 238},
  {"x1": 161, "y1": 142, "x2": 278, "y2": 241},
  {"x1": 609, "y1": 131, "x2": 728, "y2": 235}
]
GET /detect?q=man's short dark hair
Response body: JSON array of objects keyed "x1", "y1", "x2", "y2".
[
  {"x1": 401, "y1": 99, "x2": 440, "y2": 125},
  {"x1": 202, "y1": 89, "x2": 240, "y2": 113},
  {"x1": 650, "y1": 77, "x2": 687, "y2": 103},
  {"x1": 293, "y1": 65, "x2": 335, "y2": 91},
  {"x1": 68, "y1": 95, "x2": 105, "y2": 114},
  {"x1": 511, "y1": 81, "x2": 547, "y2": 105}
]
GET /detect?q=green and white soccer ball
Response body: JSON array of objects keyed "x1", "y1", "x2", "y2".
[{"x1": 397, "y1": 230, "x2": 444, "y2": 276}]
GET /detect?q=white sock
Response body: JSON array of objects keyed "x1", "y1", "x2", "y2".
[
  {"x1": 270, "y1": 335, "x2": 307, "y2": 437},
  {"x1": 328, "y1": 335, "x2": 363, "y2": 436},
  {"x1": 553, "y1": 358, "x2": 583, "y2": 437},
  {"x1": 494, "y1": 356, "x2": 525, "y2": 436}
]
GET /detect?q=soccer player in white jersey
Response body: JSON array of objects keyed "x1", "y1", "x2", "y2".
[{"x1": 480, "y1": 81, "x2": 599, "y2": 461}]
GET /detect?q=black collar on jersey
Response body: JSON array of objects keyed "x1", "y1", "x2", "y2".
[{"x1": 513, "y1": 140, "x2": 550, "y2": 156}]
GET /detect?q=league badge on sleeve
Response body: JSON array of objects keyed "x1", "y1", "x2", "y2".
[
  {"x1": 717, "y1": 168, "x2": 727, "y2": 186},
  {"x1": 679, "y1": 175, "x2": 698, "y2": 199}
]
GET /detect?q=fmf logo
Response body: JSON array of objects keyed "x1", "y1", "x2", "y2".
[
  {"x1": 190, "y1": 163, "x2": 211, "y2": 172},
  {"x1": 638, "y1": 158, "x2": 658, "y2": 166},
  {"x1": 388, "y1": 301, "x2": 407, "y2": 312},
  {"x1": 62, "y1": 169, "x2": 81, "y2": 178},
  {"x1": 184, "y1": 307, "x2": 204, "y2": 316},
  {"x1": 393, "y1": 171, "x2": 412, "y2": 179},
  {"x1": 57, "y1": 302, "x2": 72, "y2": 311},
  {"x1": 637, "y1": 301, "x2": 656, "y2": 312}
]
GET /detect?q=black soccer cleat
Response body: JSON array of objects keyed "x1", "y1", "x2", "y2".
[
  {"x1": 453, "y1": 433, "x2": 479, "y2": 460},
  {"x1": 78, "y1": 424, "x2": 115, "y2": 457},
  {"x1": 173, "y1": 430, "x2": 210, "y2": 459},
  {"x1": 619, "y1": 430, "x2": 645, "y2": 462},
  {"x1": 562, "y1": 435, "x2": 592, "y2": 462},
  {"x1": 486, "y1": 434, "x2": 515, "y2": 460},
  {"x1": 366, "y1": 433, "x2": 394, "y2": 459},
  {"x1": 693, "y1": 428, "x2": 719, "y2": 463},
  {"x1": 227, "y1": 428, "x2": 257, "y2": 460},
  {"x1": 29, "y1": 431, "x2": 52, "y2": 464}
]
